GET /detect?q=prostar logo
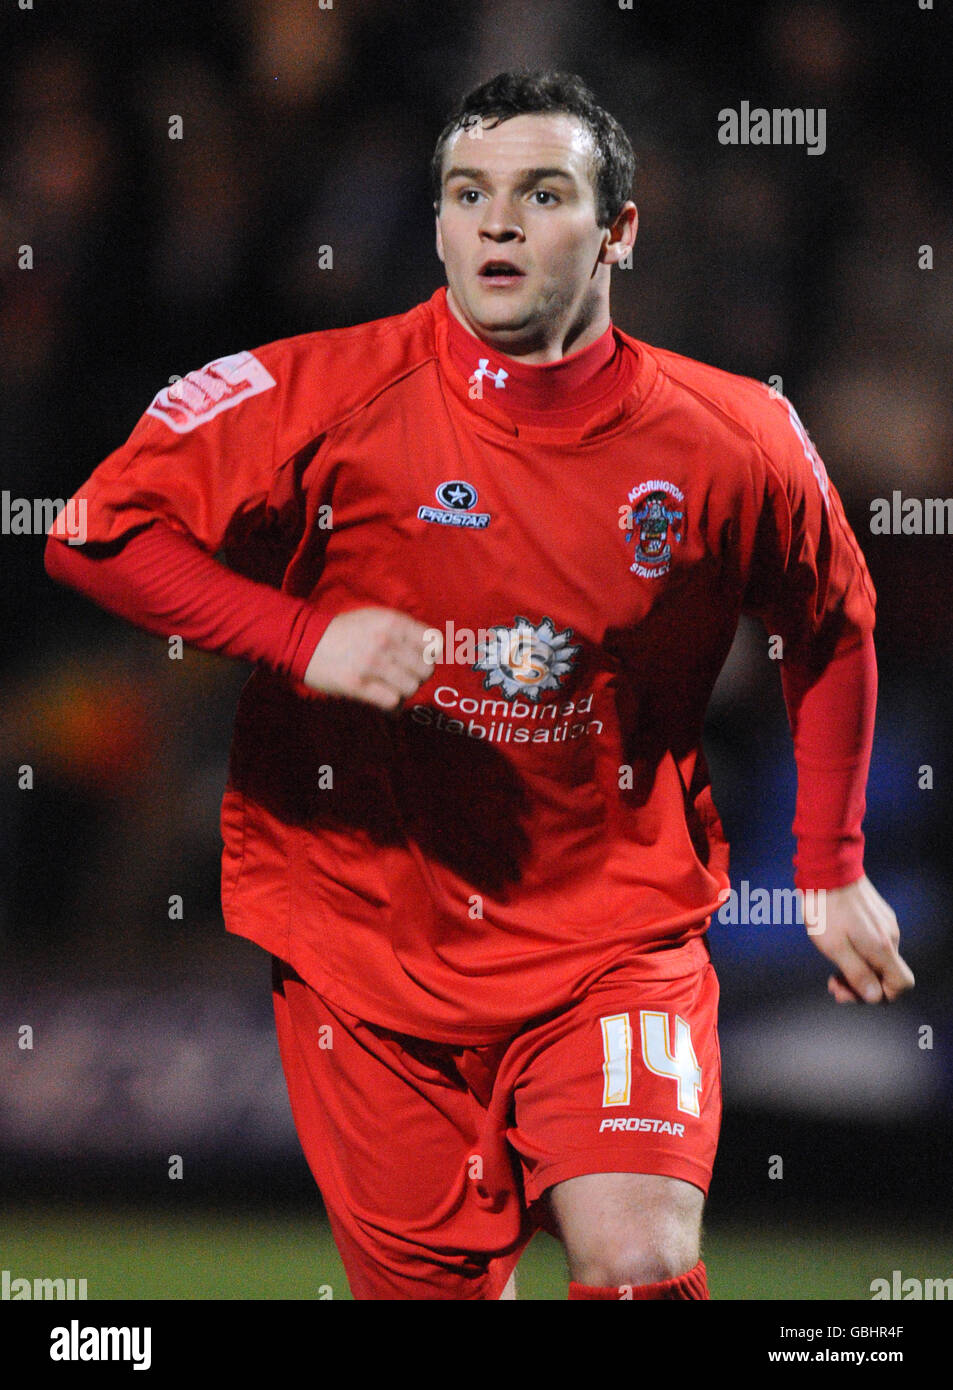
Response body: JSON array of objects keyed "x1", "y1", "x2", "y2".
[
  {"x1": 436, "y1": 479, "x2": 479, "y2": 510},
  {"x1": 473, "y1": 616, "x2": 579, "y2": 702},
  {"x1": 418, "y1": 478, "x2": 491, "y2": 529},
  {"x1": 598, "y1": 1117, "x2": 686, "y2": 1136}
]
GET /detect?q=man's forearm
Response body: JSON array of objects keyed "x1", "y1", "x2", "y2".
[
  {"x1": 44, "y1": 521, "x2": 335, "y2": 684},
  {"x1": 781, "y1": 630, "x2": 877, "y2": 890}
]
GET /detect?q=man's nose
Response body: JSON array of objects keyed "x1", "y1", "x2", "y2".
[{"x1": 479, "y1": 200, "x2": 523, "y2": 240}]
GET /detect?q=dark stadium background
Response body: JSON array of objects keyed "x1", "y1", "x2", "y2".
[{"x1": 1, "y1": 0, "x2": 950, "y2": 1301}]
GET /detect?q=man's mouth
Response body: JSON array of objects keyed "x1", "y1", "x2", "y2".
[{"x1": 478, "y1": 260, "x2": 525, "y2": 284}]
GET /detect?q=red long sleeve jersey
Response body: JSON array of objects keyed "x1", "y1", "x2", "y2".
[{"x1": 54, "y1": 288, "x2": 876, "y2": 1042}]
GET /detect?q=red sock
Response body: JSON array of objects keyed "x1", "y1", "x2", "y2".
[{"x1": 569, "y1": 1259, "x2": 709, "y2": 1300}]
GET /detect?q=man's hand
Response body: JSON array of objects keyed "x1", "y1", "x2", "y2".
[
  {"x1": 302, "y1": 607, "x2": 441, "y2": 710},
  {"x1": 802, "y1": 874, "x2": 915, "y2": 1004}
]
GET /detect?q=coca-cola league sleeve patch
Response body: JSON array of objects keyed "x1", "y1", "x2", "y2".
[
  {"x1": 145, "y1": 352, "x2": 277, "y2": 434},
  {"x1": 49, "y1": 348, "x2": 286, "y2": 554}
]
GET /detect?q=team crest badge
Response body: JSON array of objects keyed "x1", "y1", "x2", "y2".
[
  {"x1": 473, "y1": 617, "x2": 579, "y2": 702},
  {"x1": 624, "y1": 480, "x2": 685, "y2": 579}
]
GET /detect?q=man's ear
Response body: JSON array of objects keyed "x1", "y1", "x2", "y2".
[
  {"x1": 600, "y1": 202, "x2": 638, "y2": 266},
  {"x1": 435, "y1": 212, "x2": 445, "y2": 264}
]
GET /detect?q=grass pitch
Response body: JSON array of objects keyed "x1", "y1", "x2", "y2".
[{"x1": 2, "y1": 1206, "x2": 949, "y2": 1300}]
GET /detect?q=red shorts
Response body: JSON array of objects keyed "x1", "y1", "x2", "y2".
[{"x1": 272, "y1": 955, "x2": 722, "y2": 1300}]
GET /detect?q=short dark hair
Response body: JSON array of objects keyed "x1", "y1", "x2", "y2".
[{"x1": 431, "y1": 69, "x2": 636, "y2": 229}]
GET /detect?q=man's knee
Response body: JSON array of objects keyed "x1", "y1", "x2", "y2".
[
  {"x1": 548, "y1": 1171, "x2": 704, "y2": 1289},
  {"x1": 577, "y1": 1218, "x2": 700, "y2": 1288}
]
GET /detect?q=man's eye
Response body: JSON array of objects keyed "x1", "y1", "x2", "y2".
[
  {"x1": 458, "y1": 189, "x2": 483, "y2": 204},
  {"x1": 531, "y1": 190, "x2": 558, "y2": 205}
]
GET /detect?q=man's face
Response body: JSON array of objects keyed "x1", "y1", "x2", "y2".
[{"x1": 435, "y1": 113, "x2": 633, "y2": 358}]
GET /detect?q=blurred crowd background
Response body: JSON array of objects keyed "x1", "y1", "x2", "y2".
[{"x1": 1, "y1": 0, "x2": 950, "y2": 1245}]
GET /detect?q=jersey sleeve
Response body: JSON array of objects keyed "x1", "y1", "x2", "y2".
[
  {"x1": 48, "y1": 347, "x2": 303, "y2": 556},
  {"x1": 781, "y1": 631, "x2": 877, "y2": 888},
  {"x1": 742, "y1": 392, "x2": 876, "y2": 663},
  {"x1": 44, "y1": 521, "x2": 337, "y2": 689},
  {"x1": 742, "y1": 392, "x2": 878, "y2": 887}
]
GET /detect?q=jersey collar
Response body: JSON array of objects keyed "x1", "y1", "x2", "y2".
[{"x1": 431, "y1": 287, "x2": 653, "y2": 441}]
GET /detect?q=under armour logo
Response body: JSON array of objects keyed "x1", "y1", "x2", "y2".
[{"x1": 473, "y1": 358, "x2": 509, "y2": 389}]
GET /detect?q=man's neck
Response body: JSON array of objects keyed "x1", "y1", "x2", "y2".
[{"x1": 445, "y1": 287, "x2": 610, "y2": 364}]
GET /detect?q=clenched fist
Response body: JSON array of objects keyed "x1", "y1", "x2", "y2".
[
  {"x1": 803, "y1": 874, "x2": 915, "y2": 1004},
  {"x1": 303, "y1": 607, "x2": 441, "y2": 710}
]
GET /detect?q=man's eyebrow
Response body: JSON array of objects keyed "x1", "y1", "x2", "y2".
[{"x1": 443, "y1": 165, "x2": 577, "y2": 187}]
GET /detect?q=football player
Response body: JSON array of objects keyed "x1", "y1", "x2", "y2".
[{"x1": 46, "y1": 70, "x2": 913, "y2": 1300}]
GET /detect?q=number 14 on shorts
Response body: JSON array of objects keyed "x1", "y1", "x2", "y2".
[{"x1": 600, "y1": 1011, "x2": 702, "y2": 1116}]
